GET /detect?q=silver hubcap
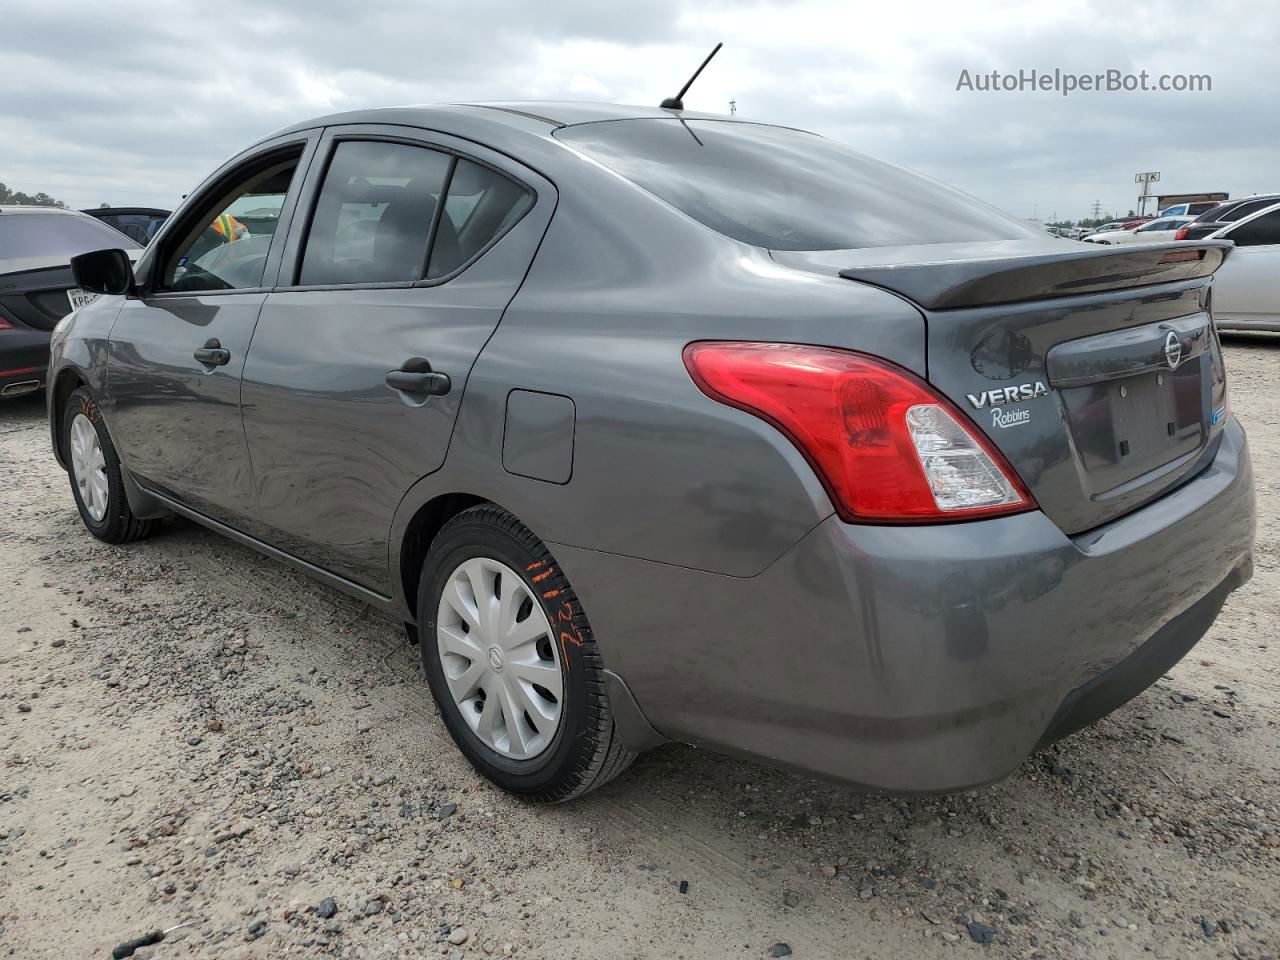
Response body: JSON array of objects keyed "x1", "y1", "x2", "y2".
[
  {"x1": 69, "y1": 413, "x2": 108, "y2": 522},
  {"x1": 436, "y1": 557, "x2": 563, "y2": 760}
]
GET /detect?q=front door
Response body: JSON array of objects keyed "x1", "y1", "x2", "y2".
[
  {"x1": 106, "y1": 134, "x2": 316, "y2": 525},
  {"x1": 239, "y1": 126, "x2": 555, "y2": 590}
]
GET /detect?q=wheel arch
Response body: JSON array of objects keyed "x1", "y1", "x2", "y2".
[
  {"x1": 396, "y1": 492, "x2": 489, "y2": 621},
  {"x1": 49, "y1": 369, "x2": 88, "y2": 470}
]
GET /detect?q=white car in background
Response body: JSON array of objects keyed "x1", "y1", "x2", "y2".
[
  {"x1": 1208, "y1": 201, "x2": 1280, "y2": 332},
  {"x1": 1084, "y1": 216, "x2": 1194, "y2": 245}
]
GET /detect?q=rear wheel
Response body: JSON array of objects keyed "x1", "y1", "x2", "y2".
[
  {"x1": 62, "y1": 387, "x2": 158, "y2": 544},
  {"x1": 418, "y1": 504, "x2": 635, "y2": 801}
]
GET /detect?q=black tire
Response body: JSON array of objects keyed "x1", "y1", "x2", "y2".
[
  {"x1": 418, "y1": 504, "x2": 635, "y2": 802},
  {"x1": 61, "y1": 387, "x2": 159, "y2": 544}
]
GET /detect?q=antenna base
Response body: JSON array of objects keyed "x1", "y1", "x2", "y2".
[{"x1": 660, "y1": 97, "x2": 684, "y2": 110}]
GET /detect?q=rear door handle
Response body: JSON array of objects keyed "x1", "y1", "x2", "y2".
[
  {"x1": 193, "y1": 339, "x2": 231, "y2": 366},
  {"x1": 386, "y1": 358, "x2": 450, "y2": 396}
]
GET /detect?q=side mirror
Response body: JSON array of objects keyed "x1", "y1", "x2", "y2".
[{"x1": 70, "y1": 248, "x2": 135, "y2": 296}]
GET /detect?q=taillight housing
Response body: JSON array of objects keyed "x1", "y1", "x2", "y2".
[
  {"x1": 1174, "y1": 227, "x2": 1190, "y2": 241},
  {"x1": 683, "y1": 341, "x2": 1035, "y2": 523}
]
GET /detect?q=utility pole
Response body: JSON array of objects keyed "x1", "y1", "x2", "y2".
[
  {"x1": 1091, "y1": 199, "x2": 1103, "y2": 219},
  {"x1": 729, "y1": 98, "x2": 737, "y2": 116}
]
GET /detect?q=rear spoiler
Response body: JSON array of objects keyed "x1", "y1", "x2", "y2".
[{"x1": 838, "y1": 240, "x2": 1232, "y2": 310}]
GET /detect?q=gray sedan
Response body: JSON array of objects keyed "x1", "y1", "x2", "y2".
[{"x1": 48, "y1": 102, "x2": 1254, "y2": 800}]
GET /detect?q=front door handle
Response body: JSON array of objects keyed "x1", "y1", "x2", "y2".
[
  {"x1": 386, "y1": 357, "x2": 450, "y2": 396},
  {"x1": 193, "y1": 338, "x2": 231, "y2": 366}
]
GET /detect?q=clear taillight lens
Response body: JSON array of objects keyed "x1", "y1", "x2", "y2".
[{"x1": 905, "y1": 405, "x2": 1024, "y2": 511}]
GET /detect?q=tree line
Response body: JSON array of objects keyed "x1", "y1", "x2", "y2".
[{"x1": 0, "y1": 182, "x2": 67, "y2": 208}]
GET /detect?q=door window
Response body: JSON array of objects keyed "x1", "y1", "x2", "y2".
[
  {"x1": 1227, "y1": 209, "x2": 1280, "y2": 246},
  {"x1": 298, "y1": 141, "x2": 534, "y2": 286},
  {"x1": 427, "y1": 159, "x2": 533, "y2": 279},
  {"x1": 160, "y1": 154, "x2": 301, "y2": 292},
  {"x1": 299, "y1": 141, "x2": 452, "y2": 286}
]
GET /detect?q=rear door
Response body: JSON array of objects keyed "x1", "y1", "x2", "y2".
[
  {"x1": 1212, "y1": 206, "x2": 1280, "y2": 326},
  {"x1": 238, "y1": 125, "x2": 555, "y2": 590},
  {"x1": 106, "y1": 132, "x2": 318, "y2": 525}
]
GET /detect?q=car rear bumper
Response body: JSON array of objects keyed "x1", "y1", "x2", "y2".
[
  {"x1": 557, "y1": 417, "x2": 1254, "y2": 793},
  {"x1": 0, "y1": 328, "x2": 51, "y2": 395}
]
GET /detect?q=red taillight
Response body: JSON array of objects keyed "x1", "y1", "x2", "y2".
[
  {"x1": 683, "y1": 341, "x2": 1035, "y2": 523},
  {"x1": 0, "y1": 315, "x2": 13, "y2": 331},
  {"x1": 1174, "y1": 227, "x2": 1190, "y2": 241}
]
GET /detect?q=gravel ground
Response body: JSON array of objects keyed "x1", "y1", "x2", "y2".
[{"x1": 2, "y1": 340, "x2": 1278, "y2": 960}]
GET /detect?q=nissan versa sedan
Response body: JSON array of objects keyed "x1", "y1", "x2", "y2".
[{"x1": 48, "y1": 102, "x2": 1255, "y2": 801}]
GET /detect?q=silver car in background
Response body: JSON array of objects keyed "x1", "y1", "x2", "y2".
[{"x1": 48, "y1": 102, "x2": 1254, "y2": 801}]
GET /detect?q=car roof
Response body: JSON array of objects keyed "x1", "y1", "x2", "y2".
[
  {"x1": 0, "y1": 205, "x2": 86, "y2": 216},
  {"x1": 258, "y1": 101, "x2": 801, "y2": 153}
]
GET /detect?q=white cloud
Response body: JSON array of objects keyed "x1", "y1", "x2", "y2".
[{"x1": 2, "y1": 0, "x2": 1276, "y2": 219}]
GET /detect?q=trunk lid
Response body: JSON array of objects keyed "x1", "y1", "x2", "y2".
[{"x1": 771, "y1": 239, "x2": 1233, "y2": 534}]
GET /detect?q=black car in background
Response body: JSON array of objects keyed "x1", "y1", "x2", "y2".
[
  {"x1": 0, "y1": 206, "x2": 141, "y2": 398},
  {"x1": 82, "y1": 207, "x2": 171, "y2": 245},
  {"x1": 1176, "y1": 193, "x2": 1280, "y2": 241}
]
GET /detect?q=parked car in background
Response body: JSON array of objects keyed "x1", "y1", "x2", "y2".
[
  {"x1": 47, "y1": 102, "x2": 1252, "y2": 801},
  {"x1": 0, "y1": 206, "x2": 141, "y2": 398},
  {"x1": 1158, "y1": 201, "x2": 1218, "y2": 217},
  {"x1": 1205, "y1": 201, "x2": 1280, "y2": 332},
  {"x1": 1083, "y1": 216, "x2": 1194, "y2": 245},
  {"x1": 1175, "y1": 194, "x2": 1280, "y2": 242},
  {"x1": 83, "y1": 207, "x2": 171, "y2": 245}
]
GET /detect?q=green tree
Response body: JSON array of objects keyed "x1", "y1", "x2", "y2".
[{"x1": 0, "y1": 181, "x2": 68, "y2": 208}]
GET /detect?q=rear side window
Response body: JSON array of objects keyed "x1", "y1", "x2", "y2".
[
  {"x1": 299, "y1": 143, "x2": 532, "y2": 286},
  {"x1": 1227, "y1": 209, "x2": 1280, "y2": 247},
  {"x1": 0, "y1": 213, "x2": 141, "y2": 259},
  {"x1": 555, "y1": 120, "x2": 1038, "y2": 251},
  {"x1": 1222, "y1": 198, "x2": 1277, "y2": 223},
  {"x1": 300, "y1": 141, "x2": 451, "y2": 286},
  {"x1": 427, "y1": 159, "x2": 533, "y2": 279}
]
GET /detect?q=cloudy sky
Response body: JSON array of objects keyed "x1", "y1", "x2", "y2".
[{"x1": 5, "y1": 0, "x2": 1276, "y2": 221}]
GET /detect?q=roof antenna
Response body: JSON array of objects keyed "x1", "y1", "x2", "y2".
[{"x1": 660, "y1": 42, "x2": 723, "y2": 112}]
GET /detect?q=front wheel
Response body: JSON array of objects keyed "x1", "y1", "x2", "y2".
[
  {"x1": 418, "y1": 504, "x2": 635, "y2": 801},
  {"x1": 62, "y1": 387, "x2": 158, "y2": 544}
]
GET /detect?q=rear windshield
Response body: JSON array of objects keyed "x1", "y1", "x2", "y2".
[
  {"x1": 0, "y1": 212, "x2": 140, "y2": 260},
  {"x1": 555, "y1": 119, "x2": 1038, "y2": 251}
]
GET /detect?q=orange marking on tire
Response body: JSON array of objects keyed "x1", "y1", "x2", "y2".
[
  {"x1": 542, "y1": 589, "x2": 561, "y2": 599},
  {"x1": 531, "y1": 568, "x2": 554, "y2": 583},
  {"x1": 526, "y1": 561, "x2": 544, "y2": 571}
]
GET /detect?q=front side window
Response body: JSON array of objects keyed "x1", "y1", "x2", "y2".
[
  {"x1": 161, "y1": 154, "x2": 300, "y2": 292},
  {"x1": 1227, "y1": 209, "x2": 1280, "y2": 247},
  {"x1": 556, "y1": 119, "x2": 1039, "y2": 251}
]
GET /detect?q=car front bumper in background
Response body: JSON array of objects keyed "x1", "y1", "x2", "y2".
[{"x1": 556, "y1": 417, "x2": 1255, "y2": 793}]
